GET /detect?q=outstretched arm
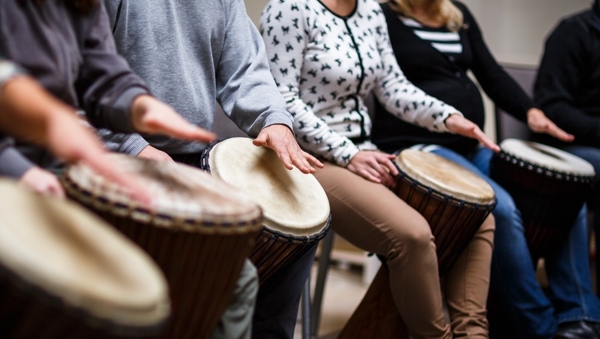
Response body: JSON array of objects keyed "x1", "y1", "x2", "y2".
[{"x1": 0, "y1": 75, "x2": 152, "y2": 204}]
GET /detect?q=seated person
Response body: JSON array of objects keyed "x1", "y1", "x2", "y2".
[
  {"x1": 535, "y1": 2, "x2": 600, "y2": 326},
  {"x1": 102, "y1": 0, "x2": 322, "y2": 338},
  {"x1": 261, "y1": 0, "x2": 499, "y2": 337},
  {"x1": 371, "y1": 0, "x2": 600, "y2": 338},
  {"x1": 0, "y1": 2, "x2": 257, "y2": 339}
]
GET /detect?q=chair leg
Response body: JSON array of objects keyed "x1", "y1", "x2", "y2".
[
  {"x1": 302, "y1": 276, "x2": 311, "y2": 339},
  {"x1": 310, "y1": 230, "x2": 335, "y2": 337}
]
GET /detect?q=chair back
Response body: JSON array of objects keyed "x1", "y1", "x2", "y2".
[{"x1": 495, "y1": 65, "x2": 537, "y2": 142}]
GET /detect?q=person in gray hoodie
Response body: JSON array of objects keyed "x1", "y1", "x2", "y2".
[{"x1": 102, "y1": 0, "x2": 323, "y2": 338}]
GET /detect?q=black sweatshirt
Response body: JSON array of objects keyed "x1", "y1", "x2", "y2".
[{"x1": 534, "y1": 0, "x2": 600, "y2": 148}]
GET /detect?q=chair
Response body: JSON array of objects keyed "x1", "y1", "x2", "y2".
[{"x1": 494, "y1": 64, "x2": 537, "y2": 142}]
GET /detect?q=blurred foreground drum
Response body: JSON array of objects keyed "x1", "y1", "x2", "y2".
[
  {"x1": 201, "y1": 137, "x2": 330, "y2": 285},
  {"x1": 339, "y1": 149, "x2": 496, "y2": 339},
  {"x1": 62, "y1": 155, "x2": 263, "y2": 339},
  {"x1": 490, "y1": 138, "x2": 595, "y2": 260},
  {"x1": 0, "y1": 180, "x2": 170, "y2": 339}
]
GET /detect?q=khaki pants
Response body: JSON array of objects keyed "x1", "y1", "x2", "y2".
[{"x1": 314, "y1": 162, "x2": 494, "y2": 339}]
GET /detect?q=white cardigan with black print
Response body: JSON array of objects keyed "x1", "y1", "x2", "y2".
[{"x1": 260, "y1": 0, "x2": 460, "y2": 166}]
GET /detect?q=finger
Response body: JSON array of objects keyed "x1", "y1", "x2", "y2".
[
  {"x1": 51, "y1": 184, "x2": 66, "y2": 199},
  {"x1": 473, "y1": 129, "x2": 500, "y2": 152},
  {"x1": 545, "y1": 123, "x2": 575, "y2": 142},
  {"x1": 252, "y1": 134, "x2": 268, "y2": 147},
  {"x1": 290, "y1": 152, "x2": 315, "y2": 174},
  {"x1": 359, "y1": 168, "x2": 381, "y2": 184},
  {"x1": 304, "y1": 152, "x2": 324, "y2": 169},
  {"x1": 275, "y1": 149, "x2": 294, "y2": 171},
  {"x1": 379, "y1": 156, "x2": 399, "y2": 176},
  {"x1": 84, "y1": 155, "x2": 153, "y2": 207}
]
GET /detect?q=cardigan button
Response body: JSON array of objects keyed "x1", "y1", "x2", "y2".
[{"x1": 455, "y1": 71, "x2": 461, "y2": 78}]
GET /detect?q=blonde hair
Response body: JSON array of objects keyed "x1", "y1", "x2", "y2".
[{"x1": 388, "y1": 0, "x2": 464, "y2": 32}]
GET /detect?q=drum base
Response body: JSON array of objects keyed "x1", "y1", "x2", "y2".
[{"x1": 338, "y1": 266, "x2": 409, "y2": 339}]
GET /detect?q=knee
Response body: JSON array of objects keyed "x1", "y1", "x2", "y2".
[{"x1": 392, "y1": 216, "x2": 434, "y2": 255}]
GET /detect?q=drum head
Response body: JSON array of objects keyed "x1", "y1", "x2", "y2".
[
  {"x1": 63, "y1": 154, "x2": 263, "y2": 231},
  {"x1": 395, "y1": 149, "x2": 495, "y2": 204},
  {"x1": 500, "y1": 139, "x2": 595, "y2": 176},
  {"x1": 0, "y1": 180, "x2": 170, "y2": 328},
  {"x1": 206, "y1": 138, "x2": 330, "y2": 236}
]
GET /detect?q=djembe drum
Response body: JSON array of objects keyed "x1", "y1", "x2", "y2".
[
  {"x1": 0, "y1": 180, "x2": 170, "y2": 339},
  {"x1": 339, "y1": 149, "x2": 496, "y2": 339},
  {"x1": 490, "y1": 138, "x2": 595, "y2": 260},
  {"x1": 62, "y1": 155, "x2": 263, "y2": 339},
  {"x1": 201, "y1": 137, "x2": 331, "y2": 285}
]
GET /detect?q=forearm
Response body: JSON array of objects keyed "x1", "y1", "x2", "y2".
[{"x1": 0, "y1": 76, "x2": 74, "y2": 147}]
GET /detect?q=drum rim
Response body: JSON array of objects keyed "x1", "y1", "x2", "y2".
[
  {"x1": 396, "y1": 170, "x2": 498, "y2": 211},
  {"x1": 498, "y1": 139, "x2": 596, "y2": 179},
  {"x1": 201, "y1": 137, "x2": 331, "y2": 236},
  {"x1": 494, "y1": 150, "x2": 595, "y2": 184},
  {"x1": 394, "y1": 150, "x2": 496, "y2": 204},
  {"x1": 258, "y1": 214, "x2": 332, "y2": 244},
  {"x1": 61, "y1": 159, "x2": 264, "y2": 235}
]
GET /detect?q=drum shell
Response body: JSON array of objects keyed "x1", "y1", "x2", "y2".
[
  {"x1": 249, "y1": 217, "x2": 330, "y2": 284},
  {"x1": 490, "y1": 151, "x2": 594, "y2": 259},
  {"x1": 0, "y1": 264, "x2": 164, "y2": 339},
  {"x1": 62, "y1": 180, "x2": 261, "y2": 339},
  {"x1": 393, "y1": 171, "x2": 495, "y2": 276}
]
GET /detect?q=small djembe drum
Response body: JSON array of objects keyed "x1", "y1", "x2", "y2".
[
  {"x1": 201, "y1": 137, "x2": 331, "y2": 285},
  {"x1": 490, "y1": 138, "x2": 595, "y2": 260},
  {"x1": 0, "y1": 180, "x2": 170, "y2": 339},
  {"x1": 62, "y1": 155, "x2": 263, "y2": 339},
  {"x1": 339, "y1": 149, "x2": 496, "y2": 339}
]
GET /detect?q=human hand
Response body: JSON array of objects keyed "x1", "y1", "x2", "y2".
[
  {"x1": 445, "y1": 114, "x2": 500, "y2": 152},
  {"x1": 346, "y1": 151, "x2": 398, "y2": 187},
  {"x1": 253, "y1": 124, "x2": 324, "y2": 174},
  {"x1": 527, "y1": 108, "x2": 574, "y2": 142},
  {"x1": 131, "y1": 95, "x2": 217, "y2": 143},
  {"x1": 19, "y1": 167, "x2": 65, "y2": 199},
  {"x1": 137, "y1": 145, "x2": 174, "y2": 162}
]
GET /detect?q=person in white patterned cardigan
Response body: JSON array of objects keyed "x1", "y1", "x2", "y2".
[{"x1": 261, "y1": 0, "x2": 497, "y2": 337}]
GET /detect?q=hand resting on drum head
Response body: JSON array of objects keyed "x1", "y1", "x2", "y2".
[
  {"x1": 347, "y1": 113, "x2": 500, "y2": 186},
  {"x1": 252, "y1": 124, "x2": 324, "y2": 174}
]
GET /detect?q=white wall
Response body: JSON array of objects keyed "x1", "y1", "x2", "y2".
[
  {"x1": 245, "y1": 0, "x2": 269, "y2": 26},
  {"x1": 460, "y1": 0, "x2": 591, "y2": 67}
]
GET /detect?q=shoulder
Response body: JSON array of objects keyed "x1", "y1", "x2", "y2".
[{"x1": 451, "y1": 1, "x2": 474, "y2": 24}]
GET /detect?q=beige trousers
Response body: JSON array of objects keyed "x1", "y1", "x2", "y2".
[{"x1": 314, "y1": 162, "x2": 495, "y2": 339}]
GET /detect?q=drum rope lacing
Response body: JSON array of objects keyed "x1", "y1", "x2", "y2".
[
  {"x1": 496, "y1": 151, "x2": 595, "y2": 184},
  {"x1": 60, "y1": 175, "x2": 264, "y2": 235}
]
